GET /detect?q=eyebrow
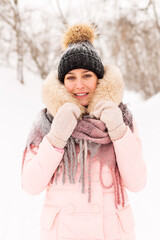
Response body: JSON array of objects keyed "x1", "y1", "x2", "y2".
[
  {"x1": 66, "y1": 72, "x2": 75, "y2": 75},
  {"x1": 67, "y1": 70, "x2": 90, "y2": 75}
]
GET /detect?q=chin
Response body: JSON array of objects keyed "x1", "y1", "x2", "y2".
[{"x1": 80, "y1": 101, "x2": 89, "y2": 106}]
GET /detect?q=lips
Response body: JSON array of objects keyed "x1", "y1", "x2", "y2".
[
  {"x1": 74, "y1": 93, "x2": 88, "y2": 96},
  {"x1": 74, "y1": 93, "x2": 89, "y2": 99}
]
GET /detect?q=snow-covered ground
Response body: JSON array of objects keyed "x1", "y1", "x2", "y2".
[{"x1": 0, "y1": 67, "x2": 160, "y2": 240}]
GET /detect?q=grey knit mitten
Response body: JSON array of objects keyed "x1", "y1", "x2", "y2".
[{"x1": 47, "y1": 102, "x2": 81, "y2": 148}]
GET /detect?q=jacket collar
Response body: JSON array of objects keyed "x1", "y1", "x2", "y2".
[{"x1": 41, "y1": 65, "x2": 124, "y2": 117}]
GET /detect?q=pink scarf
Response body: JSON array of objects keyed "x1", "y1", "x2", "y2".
[
  {"x1": 22, "y1": 103, "x2": 133, "y2": 208},
  {"x1": 54, "y1": 116, "x2": 125, "y2": 208}
]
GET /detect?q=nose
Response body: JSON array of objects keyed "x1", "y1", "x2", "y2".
[{"x1": 75, "y1": 78, "x2": 84, "y2": 89}]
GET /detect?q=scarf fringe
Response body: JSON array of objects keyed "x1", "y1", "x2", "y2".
[
  {"x1": 22, "y1": 137, "x2": 126, "y2": 209},
  {"x1": 50, "y1": 138, "x2": 125, "y2": 209}
]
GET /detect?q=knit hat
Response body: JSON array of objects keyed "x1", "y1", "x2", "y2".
[{"x1": 58, "y1": 24, "x2": 104, "y2": 83}]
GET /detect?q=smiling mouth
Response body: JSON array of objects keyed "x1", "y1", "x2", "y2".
[{"x1": 74, "y1": 93, "x2": 88, "y2": 97}]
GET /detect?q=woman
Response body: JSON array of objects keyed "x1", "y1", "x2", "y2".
[{"x1": 22, "y1": 24, "x2": 147, "y2": 240}]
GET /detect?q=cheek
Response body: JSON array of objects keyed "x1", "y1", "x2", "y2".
[
  {"x1": 64, "y1": 82, "x2": 74, "y2": 93},
  {"x1": 89, "y1": 79, "x2": 98, "y2": 92}
]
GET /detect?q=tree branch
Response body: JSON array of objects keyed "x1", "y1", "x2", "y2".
[
  {"x1": 151, "y1": 0, "x2": 160, "y2": 33},
  {"x1": 56, "y1": 0, "x2": 68, "y2": 26}
]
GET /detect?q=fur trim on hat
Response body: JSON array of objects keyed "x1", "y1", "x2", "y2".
[{"x1": 41, "y1": 65, "x2": 124, "y2": 117}]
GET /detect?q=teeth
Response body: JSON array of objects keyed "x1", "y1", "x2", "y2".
[{"x1": 75, "y1": 93, "x2": 87, "y2": 96}]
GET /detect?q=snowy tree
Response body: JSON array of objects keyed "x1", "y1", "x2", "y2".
[
  {"x1": 0, "y1": 0, "x2": 160, "y2": 97},
  {"x1": 100, "y1": 0, "x2": 160, "y2": 98},
  {"x1": 0, "y1": 0, "x2": 24, "y2": 83}
]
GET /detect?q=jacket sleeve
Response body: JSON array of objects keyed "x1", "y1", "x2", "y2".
[
  {"x1": 113, "y1": 119, "x2": 147, "y2": 192},
  {"x1": 22, "y1": 136, "x2": 64, "y2": 195}
]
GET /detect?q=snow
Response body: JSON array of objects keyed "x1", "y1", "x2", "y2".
[{"x1": 0, "y1": 67, "x2": 160, "y2": 240}]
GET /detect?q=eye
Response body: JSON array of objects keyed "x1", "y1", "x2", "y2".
[
  {"x1": 67, "y1": 76, "x2": 75, "y2": 80},
  {"x1": 84, "y1": 74, "x2": 92, "y2": 78}
]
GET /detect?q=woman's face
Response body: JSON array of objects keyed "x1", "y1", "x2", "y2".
[{"x1": 64, "y1": 69, "x2": 98, "y2": 106}]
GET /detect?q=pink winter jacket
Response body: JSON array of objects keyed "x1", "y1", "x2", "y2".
[{"x1": 22, "y1": 120, "x2": 147, "y2": 240}]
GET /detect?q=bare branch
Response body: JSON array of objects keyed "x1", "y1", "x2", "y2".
[
  {"x1": 56, "y1": 0, "x2": 68, "y2": 26},
  {"x1": 138, "y1": 0, "x2": 152, "y2": 12},
  {"x1": 151, "y1": 0, "x2": 160, "y2": 33}
]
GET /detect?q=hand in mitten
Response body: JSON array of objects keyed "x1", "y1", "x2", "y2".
[
  {"x1": 92, "y1": 100, "x2": 126, "y2": 141},
  {"x1": 47, "y1": 102, "x2": 81, "y2": 148}
]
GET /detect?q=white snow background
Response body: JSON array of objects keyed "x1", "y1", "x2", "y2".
[{"x1": 0, "y1": 66, "x2": 160, "y2": 240}]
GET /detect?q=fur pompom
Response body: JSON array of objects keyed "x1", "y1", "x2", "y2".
[{"x1": 62, "y1": 24, "x2": 95, "y2": 49}]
